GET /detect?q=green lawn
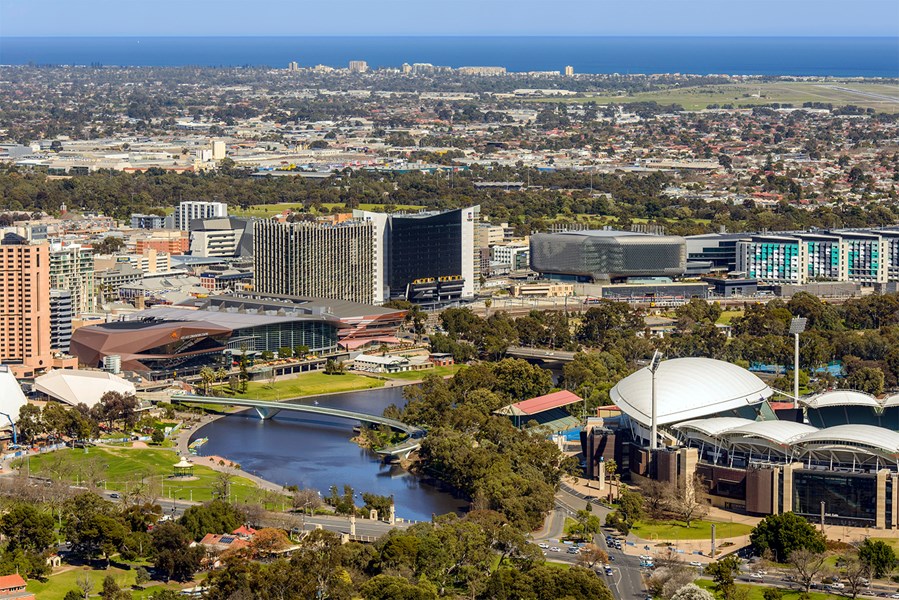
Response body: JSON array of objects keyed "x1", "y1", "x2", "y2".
[
  {"x1": 631, "y1": 519, "x2": 753, "y2": 541},
  {"x1": 228, "y1": 371, "x2": 384, "y2": 400},
  {"x1": 21, "y1": 446, "x2": 265, "y2": 504},
  {"x1": 696, "y1": 579, "x2": 842, "y2": 600},
  {"x1": 531, "y1": 81, "x2": 899, "y2": 113},
  {"x1": 382, "y1": 365, "x2": 464, "y2": 381},
  {"x1": 27, "y1": 565, "x2": 191, "y2": 600},
  {"x1": 717, "y1": 310, "x2": 744, "y2": 325}
]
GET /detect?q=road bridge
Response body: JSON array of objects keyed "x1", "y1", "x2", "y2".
[{"x1": 506, "y1": 346, "x2": 578, "y2": 364}]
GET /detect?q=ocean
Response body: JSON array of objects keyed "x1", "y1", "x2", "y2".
[{"x1": 0, "y1": 36, "x2": 897, "y2": 77}]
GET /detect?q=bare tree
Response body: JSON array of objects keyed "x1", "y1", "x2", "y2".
[
  {"x1": 76, "y1": 571, "x2": 94, "y2": 599},
  {"x1": 670, "y1": 475, "x2": 709, "y2": 527},
  {"x1": 292, "y1": 488, "x2": 323, "y2": 514},
  {"x1": 789, "y1": 548, "x2": 830, "y2": 593},
  {"x1": 842, "y1": 555, "x2": 871, "y2": 600},
  {"x1": 577, "y1": 543, "x2": 609, "y2": 569},
  {"x1": 212, "y1": 471, "x2": 234, "y2": 501},
  {"x1": 642, "y1": 479, "x2": 673, "y2": 519}
]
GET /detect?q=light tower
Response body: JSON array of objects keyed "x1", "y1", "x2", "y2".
[
  {"x1": 789, "y1": 317, "x2": 807, "y2": 409},
  {"x1": 649, "y1": 350, "x2": 663, "y2": 450}
]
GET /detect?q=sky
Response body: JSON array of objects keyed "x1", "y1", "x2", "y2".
[{"x1": 1, "y1": 0, "x2": 898, "y2": 37}]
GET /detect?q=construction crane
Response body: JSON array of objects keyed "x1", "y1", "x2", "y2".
[{"x1": 0, "y1": 412, "x2": 17, "y2": 446}]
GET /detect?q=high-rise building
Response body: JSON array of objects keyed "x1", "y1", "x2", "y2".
[
  {"x1": 287, "y1": 61, "x2": 299, "y2": 72},
  {"x1": 354, "y1": 206, "x2": 480, "y2": 303},
  {"x1": 401, "y1": 63, "x2": 412, "y2": 74},
  {"x1": 130, "y1": 214, "x2": 166, "y2": 230},
  {"x1": 49, "y1": 289, "x2": 73, "y2": 353},
  {"x1": 174, "y1": 201, "x2": 228, "y2": 232},
  {"x1": 564, "y1": 65, "x2": 574, "y2": 77},
  {"x1": 212, "y1": 140, "x2": 226, "y2": 161},
  {"x1": 254, "y1": 219, "x2": 375, "y2": 304},
  {"x1": 49, "y1": 243, "x2": 95, "y2": 314},
  {"x1": 0, "y1": 233, "x2": 51, "y2": 377},
  {"x1": 348, "y1": 60, "x2": 369, "y2": 73},
  {"x1": 736, "y1": 235, "x2": 804, "y2": 284}
]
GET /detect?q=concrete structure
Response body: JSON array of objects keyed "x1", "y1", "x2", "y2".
[
  {"x1": 49, "y1": 289, "x2": 74, "y2": 352},
  {"x1": 49, "y1": 242, "x2": 94, "y2": 314},
  {"x1": 254, "y1": 219, "x2": 376, "y2": 304},
  {"x1": 189, "y1": 217, "x2": 253, "y2": 258},
  {"x1": 348, "y1": 60, "x2": 369, "y2": 73},
  {"x1": 530, "y1": 230, "x2": 686, "y2": 283},
  {"x1": 0, "y1": 233, "x2": 51, "y2": 378},
  {"x1": 212, "y1": 140, "x2": 226, "y2": 161},
  {"x1": 174, "y1": 200, "x2": 228, "y2": 232},
  {"x1": 510, "y1": 282, "x2": 574, "y2": 298}
]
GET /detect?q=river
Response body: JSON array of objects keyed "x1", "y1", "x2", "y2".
[{"x1": 189, "y1": 385, "x2": 467, "y2": 522}]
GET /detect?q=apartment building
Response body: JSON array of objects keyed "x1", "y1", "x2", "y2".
[
  {"x1": 49, "y1": 242, "x2": 95, "y2": 314},
  {"x1": 0, "y1": 233, "x2": 51, "y2": 377},
  {"x1": 174, "y1": 200, "x2": 228, "y2": 232}
]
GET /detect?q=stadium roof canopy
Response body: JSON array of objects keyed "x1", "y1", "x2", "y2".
[
  {"x1": 610, "y1": 357, "x2": 772, "y2": 427},
  {"x1": 802, "y1": 390, "x2": 880, "y2": 410},
  {"x1": 798, "y1": 424, "x2": 899, "y2": 463},
  {"x1": 0, "y1": 367, "x2": 28, "y2": 424},
  {"x1": 674, "y1": 417, "x2": 756, "y2": 439},
  {"x1": 34, "y1": 370, "x2": 136, "y2": 408},
  {"x1": 723, "y1": 420, "x2": 818, "y2": 447}
]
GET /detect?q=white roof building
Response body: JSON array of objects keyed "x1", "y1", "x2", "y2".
[
  {"x1": 609, "y1": 357, "x2": 773, "y2": 427},
  {"x1": 34, "y1": 369, "x2": 136, "y2": 408},
  {"x1": 0, "y1": 366, "x2": 28, "y2": 423}
]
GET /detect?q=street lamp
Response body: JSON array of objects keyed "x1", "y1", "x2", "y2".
[
  {"x1": 649, "y1": 350, "x2": 663, "y2": 451},
  {"x1": 789, "y1": 317, "x2": 807, "y2": 409}
]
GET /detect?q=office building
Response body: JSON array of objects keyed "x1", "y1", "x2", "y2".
[
  {"x1": 529, "y1": 230, "x2": 686, "y2": 283},
  {"x1": 189, "y1": 217, "x2": 253, "y2": 258},
  {"x1": 130, "y1": 214, "x2": 166, "y2": 230},
  {"x1": 842, "y1": 231, "x2": 887, "y2": 284},
  {"x1": 254, "y1": 219, "x2": 376, "y2": 304},
  {"x1": 354, "y1": 206, "x2": 480, "y2": 303},
  {"x1": 49, "y1": 243, "x2": 95, "y2": 314},
  {"x1": 49, "y1": 289, "x2": 74, "y2": 353},
  {"x1": 212, "y1": 140, "x2": 226, "y2": 161},
  {"x1": 136, "y1": 231, "x2": 189, "y2": 255},
  {"x1": 491, "y1": 243, "x2": 530, "y2": 274},
  {"x1": 348, "y1": 60, "x2": 369, "y2": 73},
  {"x1": 736, "y1": 235, "x2": 804, "y2": 284},
  {"x1": 476, "y1": 222, "x2": 505, "y2": 248},
  {"x1": 0, "y1": 233, "x2": 51, "y2": 378},
  {"x1": 174, "y1": 201, "x2": 228, "y2": 232}
]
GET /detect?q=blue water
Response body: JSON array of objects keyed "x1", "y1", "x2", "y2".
[{"x1": 1, "y1": 36, "x2": 897, "y2": 77}]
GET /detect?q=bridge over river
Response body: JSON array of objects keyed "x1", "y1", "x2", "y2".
[{"x1": 172, "y1": 394, "x2": 424, "y2": 458}]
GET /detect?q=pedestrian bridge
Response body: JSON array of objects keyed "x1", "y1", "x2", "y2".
[{"x1": 172, "y1": 394, "x2": 424, "y2": 458}]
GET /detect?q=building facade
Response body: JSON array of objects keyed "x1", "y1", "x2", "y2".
[
  {"x1": 190, "y1": 217, "x2": 253, "y2": 258},
  {"x1": 174, "y1": 201, "x2": 228, "y2": 232},
  {"x1": 49, "y1": 289, "x2": 73, "y2": 353},
  {"x1": 254, "y1": 219, "x2": 375, "y2": 304},
  {"x1": 130, "y1": 214, "x2": 166, "y2": 229},
  {"x1": 49, "y1": 243, "x2": 95, "y2": 314},
  {"x1": 0, "y1": 233, "x2": 51, "y2": 377}
]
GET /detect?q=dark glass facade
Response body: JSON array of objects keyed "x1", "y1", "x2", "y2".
[
  {"x1": 389, "y1": 209, "x2": 464, "y2": 297},
  {"x1": 793, "y1": 471, "x2": 878, "y2": 527}
]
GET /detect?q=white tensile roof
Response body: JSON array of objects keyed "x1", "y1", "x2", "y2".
[
  {"x1": 609, "y1": 357, "x2": 773, "y2": 427},
  {"x1": 674, "y1": 417, "x2": 756, "y2": 438},
  {"x1": 34, "y1": 369, "x2": 136, "y2": 408},
  {"x1": 724, "y1": 420, "x2": 818, "y2": 446},
  {"x1": 802, "y1": 390, "x2": 880, "y2": 410},
  {"x1": 0, "y1": 367, "x2": 28, "y2": 423},
  {"x1": 798, "y1": 424, "x2": 899, "y2": 456}
]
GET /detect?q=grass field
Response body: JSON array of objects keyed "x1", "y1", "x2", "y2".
[
  {"x1": 232, "y1": 201, "x2": 424, "y2": 218},
  {"x1": 21, "y1": 446, "x2": 263, "y2": 503},
  {"x1": 717, "y1": 310, "x2": 744, "y2": 325},
  {"x1": 27, "y1": 566, "x2": 190, "y2": 600},
  {"x1": 535, "y1": 82, "x2": 899, "y2": 113},
  {"x1": 382, "y1": 365, "x2": 463, "y2": 381},
  {"x1": 632, "y1": 519, "x2": 754, "y2": 541},
  {"x1": 228, "y1": 371, "x2": 385, "y2": 400},
  {"x1": 696, "y1": 579, "x2": 842, "y2": 600}
]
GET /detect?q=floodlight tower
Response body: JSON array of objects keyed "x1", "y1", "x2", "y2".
[
  {"x1": 789, "y1": 317, "x2": 807, "y2": 409},
  {"x1": 649, "y1": 350, "x2": 663, "y2": 450}
]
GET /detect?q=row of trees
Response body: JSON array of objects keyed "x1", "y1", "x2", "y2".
[{"x1": 17, "y1": 391, "x2": 142, "y2": 445}]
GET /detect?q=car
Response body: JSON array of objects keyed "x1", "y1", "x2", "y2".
[
  {"x1": 605, "y1": 568, "x2": 614, "y2": 576},
  {"x1": 830, "y1": 583, "x2": 845, "y2": 590},
  {"x1": 538, "y1": 542, "x2": 549, "y2": 549},
  {"x1": 639, "y1": 555, "x2": 652, "y2": 561},
  {"x1": 750, "y1": 573, "x2": 764, "y2": 579},
  {"x1": 109, "y1": 492, "x2": 120, "y2": 499},
  {"x1": 567, "y1": 547, "x2": 580, "y2": 555},
  {"x1": 886, "y1": 594, "x2": 899, "y2": 599},
  {"x1": 549, "y1": 547, "x2": 561, "y2": 553},
  {"x1": 609, "y1": 555, "x2": 615, "y2": 562},
  {"x1": 689, "y1": 561, "x2": 703, "y2": 568}
]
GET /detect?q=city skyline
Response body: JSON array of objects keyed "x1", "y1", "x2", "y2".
[{"x1": 2, "y1": 0, "x2": 898, "y2": 37}]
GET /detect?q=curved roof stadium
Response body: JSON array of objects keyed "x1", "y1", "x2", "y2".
[
  {"x1": 0, "y1": 366, "x2": 28, "y2": 424},
  {"x1": 802, "y1": 390, "x2": 880, "y2": 410},
  {"x1": 609, "y1": 357, "x2": 773, "y2": 427},
  {"x1": 797, "y1": 424, "x2": 899, "y2": 463},
  {"x1": 34, "y1": 369, "x2": 136, "y2": 408}
]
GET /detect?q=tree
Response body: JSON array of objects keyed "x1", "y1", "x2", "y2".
[
  {"x1": 16, "y1": 404, "x2": 43, "y2": 445},
  {"x1": 648, "y1": 563, "x2": 698, "y2": 600},
  {"x1": 152, "y1": 522, "x2": 204, "y2": 582},
  {"x1": 250, "y1": 528, "x2": 290, "y2": 557},
  {"x1": 64, "y1": 591, "x2": 83, "y2": 600},
  {"x1": 789, "y1": 548, "x2": 829, "y2": 593},
  {"x1": 842, "y1": 555, "x2": 871, "y2": 599},
  {"x1": 100, "y1": 575, "x2": 120, "y2": 600},
  {"x1": 617, "y1": 487, "x2": 644, "y2": 526},
  {"x1": 577, "y1": 543, "x2": 609, "y2": 569},
  {"x1": 705, "y1": 556, "x2": 741, "y2": 600},
  {"x1": 94, "y1": 236, "x2": 125, "y2": 255},
  {"x1": 292, "y1": 488, "x2": 323, "y2": 514},
  {"x1": 151, "y1": 429, "x2": 165, "y2": 444},
  {"x1": 0, "y1": 502, "x2": 55, "y2": 553},
  {"x1": 671, "y1": 583, "x2": 715, "y2": 600},
  {"x1": 858, "y1": 538, "x2": 897, "y2": 578},
  {"x1": 199, "y1": 366, "x2": 216, "y2": 396},
  {"x1": 178, "y1": 499, "x2": 244, "y2": 540},
  {"x1": 750, "y1": 512, "x2": 826, "y2": 561},
  {"x1": 76, "y1": 572, "x2": 94, "y2": 599},
  {"x1": 671, "y1": 475, "x2": 709, "y2": 527},
  {"x1": 360, "y1": 575, "x2": 438, "y2": 600}
]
